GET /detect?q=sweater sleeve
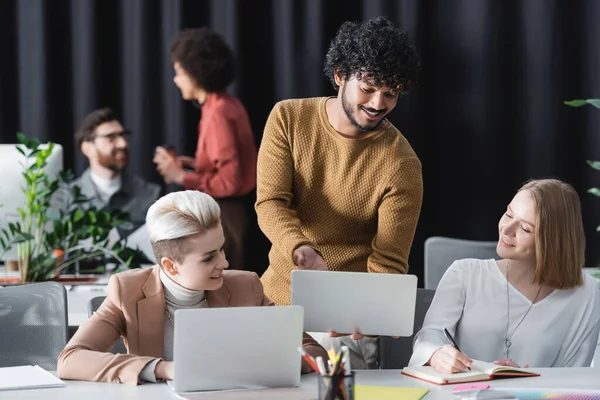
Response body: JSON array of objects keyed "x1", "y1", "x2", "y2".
[
  {"x1": 409, "y1": 261, "x2": 467, "y2": 367},
  {"x1": 183, "y1": 113, "x2": 243, "y2": 197},
  {"x1": 554, "y1": 278, "x2": 600, "y2": 367},
  {"x1": 255, "y1": 102, "x2": 320, "y2": 272},
  {"x1": 367, "y1": 157, "x2": 423, "y2": 274}
]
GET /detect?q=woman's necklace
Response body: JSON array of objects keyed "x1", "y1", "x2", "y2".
[{"x1": 504, "y1": 261, "x2": 542, "y2": 358}]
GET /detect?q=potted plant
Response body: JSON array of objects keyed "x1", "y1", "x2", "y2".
[
  {"x1": 1, "y1": 133, "x2": 148, "y2": 283},
  {"x1": 565, "y1": 98, "x2": 600, "y2": 284}
]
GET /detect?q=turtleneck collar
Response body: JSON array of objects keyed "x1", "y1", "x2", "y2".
[{"x1": 159, "y1": 268, "x2": 206, "y2": 307}]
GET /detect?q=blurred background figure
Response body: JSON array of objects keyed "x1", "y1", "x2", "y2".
[
  {"x1": 153, "y1": 28, "x2": 257, "y2": 271},
  {"x1": 74, "y1": 108, "x2": 160, "y2": 236}
]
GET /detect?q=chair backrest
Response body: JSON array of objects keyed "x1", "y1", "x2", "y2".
[
  {"x1": 87, "y1": 296, "x2": 127, "y2": 354},
  {"x1": 378, "y1": 288, "x2": 435, "y2": 369},
  {"x1": 88, "y1": 296, "x2": 106, "y2": 316},
  {"x1": 425, "y1": 236, "x2": 499, "y2": 290},
  {"x1": 0, "y1": 282, "x2": 68, "y2": 370}
]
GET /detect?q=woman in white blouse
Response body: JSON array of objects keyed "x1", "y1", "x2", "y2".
[{"x1": 409, "y1": 179, "x2": 600, "y2": 373}]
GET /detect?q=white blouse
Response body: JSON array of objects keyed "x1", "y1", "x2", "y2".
[{"x1": 409, "y1": 259, "x2": 600, "y2": 368}]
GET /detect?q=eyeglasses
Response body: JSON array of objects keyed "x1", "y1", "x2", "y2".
[{"x1": 90, "y1": 130, "x2": 130, "y2": 143}]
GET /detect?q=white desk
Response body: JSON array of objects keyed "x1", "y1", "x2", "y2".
[{"x1": 2, "y1": 368, "x2": 599, "y2": 400}]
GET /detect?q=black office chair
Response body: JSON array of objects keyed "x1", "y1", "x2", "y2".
[
  {"x1": 88, "y1": 296, "x2": 127, "y2": 354},
  {"x1": 377, "y1": 288, "x2": 436, "y2": 369},
  {"x1": 0, "y1": 282, "x2": 68, "y2": 370}
]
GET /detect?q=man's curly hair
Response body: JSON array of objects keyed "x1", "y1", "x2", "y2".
[
  {"x1": 324, "y1": 17, "x2": 421, "y2": 93},
  {"x1": 170, "y1": 28, "x2": 235, "y2": 93}
]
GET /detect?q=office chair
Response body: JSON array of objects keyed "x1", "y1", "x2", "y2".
[
  {"x1": 425, "y1": 236, "x2": 499, "y2": 290},
  {"x1": 0, "y1": 282, "x2": 68, "y2": 370},
  {"x1": 88, "y1": 296, "x2": 127, "y2": 354}
]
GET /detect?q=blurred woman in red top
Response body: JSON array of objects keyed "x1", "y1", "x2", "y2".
[{"x1": 154, "y1": 28, "x2": 257, "y2": 270}]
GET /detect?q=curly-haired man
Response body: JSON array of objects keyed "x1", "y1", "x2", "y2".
[
  {"x1": 154, "y1": 28, "x2": 257, "y2": 271},
  {"x1": 256, "y1": 17, "x2": 423, "y2": 368}
]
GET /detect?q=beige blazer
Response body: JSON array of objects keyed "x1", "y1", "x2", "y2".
[{"x1": 57, "y1": 266, "x2": 327, "y2": 385}]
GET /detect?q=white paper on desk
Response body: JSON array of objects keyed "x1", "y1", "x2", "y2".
[{"x1": 0, "y1": 365, "x2": 65, "y2": 391}]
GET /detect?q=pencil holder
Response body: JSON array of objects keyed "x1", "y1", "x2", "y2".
[{"x1": 317, "y1": 371, "x2": 355, "y2": 400}]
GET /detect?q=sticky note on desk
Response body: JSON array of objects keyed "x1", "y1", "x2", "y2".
[
  {"x1": 453, "y1": 383, "x2": 491, "y2": 392},
  {"x1": 355, "y1": 385, "x2": 429, "y2": 400}
]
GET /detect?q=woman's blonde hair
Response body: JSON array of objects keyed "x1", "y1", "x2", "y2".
[
  {"x1": 519, "y1": 179, "x2": 584, "y2": 289},
  {"x1": 146, "y1": 190, "x2": 221, "y2": 263}
]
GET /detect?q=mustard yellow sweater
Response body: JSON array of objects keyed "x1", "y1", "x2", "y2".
[{"x1": 256, "y1": 97, "x2": 423, "y2": 306}]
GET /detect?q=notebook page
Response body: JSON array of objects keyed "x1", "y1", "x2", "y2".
[
  {"x1": 471, "y1": 360, "x2": 531, "y2": 375},
  {"x1": 403, "y1": 366, "x2": 489, "y2": 383}
]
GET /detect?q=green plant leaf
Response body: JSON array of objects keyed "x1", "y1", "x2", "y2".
[
  {"x1": 565, "y1": 99, "x2": 600, "y2": 109},
  {"x1": 565, "y1": 99, "x2": 589, "y2": 107},
  {"x1": 16, "y1": 132, "x2": 27, "y2": 144},
  {"x1": 73, "y1": 208, "x2": 84, "y2": 223},
  {"x1": 588, "y1": 188, "x2": 600, "y2": 197},
  {"x1": 8, "y1": 222, "x2": 19, "y2": 235},
  {"x1": 87, "y1": 210, "x2": 97, "y2": 224},
  {"x1": 124, "y1": 254, "x2": 134, "y2": 267},
  {"x1": 587, "y1": 160, "x2": 600, "y2": 170},
  {"x1": 12, "y1": 232, "x2": 35, "y2": 243},
  {"x1": 587, "y1": 99, "x2": 600, "y2": 109},
  {"x1": 53, "y1": 220, "x2": 63, "y2": 237},
  {"x1": 46, "y1": 233, "x2": 56, "y2": 248},
  {"x1": 37, "y1": 189, "x2": 52, "y2": 198},
  {"x1": 26, "y1": 137, "x2": 40, "y2": 150}
]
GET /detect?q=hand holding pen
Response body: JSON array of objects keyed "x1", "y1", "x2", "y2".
[{"x1": 428, "y1": 328, "x2": 473, "y2": 374}]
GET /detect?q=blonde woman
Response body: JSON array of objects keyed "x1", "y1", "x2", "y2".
[
  {"x1": 58, "y1": 191, "x2": 326, "y2": 385},
  {"x1": 410, "y1": 179, "x2": 600, "y2": 373}
]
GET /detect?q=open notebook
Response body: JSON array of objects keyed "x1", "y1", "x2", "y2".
[{"x1": 402, "y1": 360, "x2": 539, "y2": 385}]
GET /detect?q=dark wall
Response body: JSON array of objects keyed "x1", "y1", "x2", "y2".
[{"x1": 2, "y1": 0, "x2": 600, "y2": 284}]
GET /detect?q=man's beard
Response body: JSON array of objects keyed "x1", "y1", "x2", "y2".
[
  {"x1": 341, "y1": 84, "x2": 386, "y2": 133},
  {"x1": 97, "y1": 149, "x2": 128, "y2": 172}
]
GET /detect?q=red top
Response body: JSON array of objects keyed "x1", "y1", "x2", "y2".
[{"x1": 183, "y1": 91, "x2": 257, "y2": 198}]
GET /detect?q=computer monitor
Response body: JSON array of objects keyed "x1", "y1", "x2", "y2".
[{"x1": 0, "y1": 143, "x2": 64, "y2": 260}]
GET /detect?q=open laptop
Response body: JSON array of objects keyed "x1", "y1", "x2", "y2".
[
  {"x1": 291, "y1": 270, "x2": 418, "y2": 337},
  {"x1": 169, "y1": 306, "x2": 303, "y2": 393}
]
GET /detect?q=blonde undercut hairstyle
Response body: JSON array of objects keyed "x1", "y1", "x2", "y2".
[
  {"x1": 518, "y1": 179, "x2": 585, "y2": 289},
  {"x1": 146, "y1": 190, "x2": 221, "y2": 264}
]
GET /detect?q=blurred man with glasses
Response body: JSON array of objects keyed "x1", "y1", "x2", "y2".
[{"x1": 72, "y1": 108, "x2": 160, "y2": 235}]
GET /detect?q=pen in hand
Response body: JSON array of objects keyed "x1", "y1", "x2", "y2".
[{"x1": 442, "y1": 328, "x2": 471, "y2": 371}]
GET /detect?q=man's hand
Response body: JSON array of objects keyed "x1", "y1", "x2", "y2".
[
  {"x1": 328, "y1": 329, "x2": 365, "y2": 340},
  {"x1": 293, "y1": 246, "x2": 327, "y2": 270},
  {"x1": 154, "y1": 360, "x2": 174, "y2": 381},
  {"x1": 154, "y1": 147, "x2": 185, "y2": 185},
  {"x1": 428, "y1": 344, "x2": 473, "y2": 374}
]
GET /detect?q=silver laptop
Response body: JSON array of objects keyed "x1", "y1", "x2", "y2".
[
  {"x1": 291, "y1": 270, "x2": 417, "y2": 337},
  {"x1": 170, "y1": 306, "x2": 303, "y2": 393}
]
